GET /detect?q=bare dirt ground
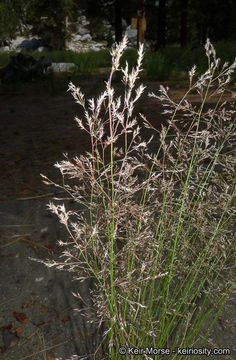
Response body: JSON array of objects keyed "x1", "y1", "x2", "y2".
[
  {"x1": 0, "y1": 74, "x2": 235, "y2": 200},
  {"x1": 0, "y1": 76, "x2": 235, "y2": 359}
]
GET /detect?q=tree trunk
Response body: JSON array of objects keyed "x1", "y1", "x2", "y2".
[
  {"x1": 65, "y1": 16, "x2": 69, "y2": 50},
  {"x1": 115, "y1": 0, "x2": 122, "y2": 43},
  {"x1": 155, "y1": 0, "x2": 167, "y2": 50},
  {"x1": 180, "y1": 0, "x2": 189, "y2": 47}
]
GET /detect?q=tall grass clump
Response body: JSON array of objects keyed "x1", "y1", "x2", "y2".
[
  {"x1": 37, "y1": 36, "x2": 236, "y2": 359},
  {"x1": 145, "y1": 51, "x2": 173, "y2": 80},
  {"x1": 145, "y1": 46, "x2": 196, "y2": 81},
  {"x1": 32, "y1": 49, "x2": 110, "y2": 74}
]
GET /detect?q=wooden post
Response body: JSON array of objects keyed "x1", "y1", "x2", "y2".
[
  {"x1": 131, "y1": 14, "x2": 146, "y2": 49},
  {"x1": 137, "y1": 17, "x2": 146, "y2": 48}
]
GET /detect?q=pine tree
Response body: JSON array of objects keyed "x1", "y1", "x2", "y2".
[
  {"x1": 28, "y1": 0, "x2": 77, "y2": 50},
  {"x1": 0, "y1": 0, "x2": 19, "y2": 44}
]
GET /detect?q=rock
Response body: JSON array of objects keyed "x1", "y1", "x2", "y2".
[
  {"x1": 74, "y1": 14, "x2": 90, "y2": 36},
  {"x1": 74, "y1": 34, "x2": 82, "y2": 41},
  {"x1": 80, "y1": 15, "x2": 88, "y2": 26},
  {"x1": 126, "y1": 25, "x2": 137, "y2": 40},
  {"x1": 67, "y1": 43, "x2": 78, "y2": 52},
  {"x1": 50, "y1": 62, "x2": 77, "y2": 73},
  {"x1": 37, "y1": 46, "x2": 49, "y2": 52},
  {"x1": 0, "y1": 46, "x2": 10, "y2": 52},
  {"x1": 80, "y1": 34, "x2": 92, "y2": 42},
  {"x1": 18, "y1": 38, "x2": 41, "y2": 51},
  {"x1": 91, "y1": 43, "x2": 106, "y2": 52},
  {"x1": 67, "y1": 39, "x2": 106, "y2": 53},
  {"x1": 8, "y1": 36, "x2": 25, "y2": 51},
  {"x1": 3, "y1": 36, "x2": 47, "y2": 52},
  {"x1": 77, "y1": 25, "x2": 90, "y2": 35}
]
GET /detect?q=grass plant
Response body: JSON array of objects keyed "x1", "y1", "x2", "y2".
[
  {"x1": 37, "y1": 36, "x2": 235, "y2": 359},
  {"x1": 145, "y1": 51, "x2": 174, "y2": 80}
]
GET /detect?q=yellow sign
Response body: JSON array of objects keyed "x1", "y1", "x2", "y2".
[
  {"x1": 131, "y1": 17, "x2": 146, "y2": 32},
  {"x1": 131, "y1": 18, "x2": 138, "y2": 29}
]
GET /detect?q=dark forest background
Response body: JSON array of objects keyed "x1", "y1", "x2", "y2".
[{"x1": 1, "y1": 0, "x2": 236, "y2": 50}]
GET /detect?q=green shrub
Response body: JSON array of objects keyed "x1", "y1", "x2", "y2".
[
  {"x1": 145, "y1": 51, "x2": 173, "y2": 80},
  {"x1": 0, "y1": 52, "x2": 13, "y2": 67}
]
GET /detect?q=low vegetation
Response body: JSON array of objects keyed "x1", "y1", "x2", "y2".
[{"x1": 1, "y1": 40, "x2": 236, "y2": 82}]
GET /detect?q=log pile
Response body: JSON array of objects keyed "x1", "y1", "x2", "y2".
[{"x1": 0, "y1": 53, "x2": 51, "y2": 83}]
